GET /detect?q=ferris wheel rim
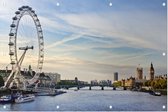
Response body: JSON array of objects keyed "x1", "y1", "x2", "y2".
[{"x1": 9, "y1": 5, "x2": 44, "y2": 74}]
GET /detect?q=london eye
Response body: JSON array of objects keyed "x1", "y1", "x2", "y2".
[{"x1": 4, "y1": 6, "x2": 44, "y2": 89}]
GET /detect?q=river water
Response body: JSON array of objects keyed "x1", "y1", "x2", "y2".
[{"x1": 0, "y1": 87, "x2": 167, "y2": 111}]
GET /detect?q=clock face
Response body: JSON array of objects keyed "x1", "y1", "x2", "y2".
[{"x1": 151, "y1": 70, "x2": 154, "y2": 73}]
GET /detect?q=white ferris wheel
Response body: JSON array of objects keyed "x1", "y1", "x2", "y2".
[{"x1": 4, "y1": 6, "x2": 44, "y2": 89}]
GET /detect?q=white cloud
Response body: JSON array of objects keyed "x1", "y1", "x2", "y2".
[
  {"x1": 56, "y1": 12, "x2": 166, "y2": 51},
  {"x1": 45, "y1": 33, "x2": 84, "y2": 49}
]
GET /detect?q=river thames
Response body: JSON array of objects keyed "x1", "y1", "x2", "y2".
[{"x1": 0, "y1": 87, "x2": 167, "y2": 111}]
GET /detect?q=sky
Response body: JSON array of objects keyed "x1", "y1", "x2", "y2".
[{"x1": 0, "y1": 0, "x2": 167, "y2": 82}]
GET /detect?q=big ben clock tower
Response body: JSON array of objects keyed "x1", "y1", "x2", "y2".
[{"x1": 149, "y1": 62, "x2": 154, "y2": 80}]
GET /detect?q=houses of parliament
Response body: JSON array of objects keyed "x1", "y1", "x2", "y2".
[
  {"x1": 121, "y1": 62, "x2": 167, "y2": 87},
  {"x1": 136, "y1": 62, "x2": 155, "y2": 80}
]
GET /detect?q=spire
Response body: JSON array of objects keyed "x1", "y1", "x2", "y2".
[
  {"x1": 137, "y1": 64, "x2": 142, "y2": 70},
  {"x1": 29, "y1": 65, "x2": 31, "y2": 70},
  {"x1": 6, "y1": 66, "x2": 8, "y2": 72},
  {"x1": 151, "y1": 62, "x2": 154, "y2": 69}
]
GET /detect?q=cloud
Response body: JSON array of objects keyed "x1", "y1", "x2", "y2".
[
  {"x1": 45, "y1": 33, "x2": 84, "y2": 49},
  {"x1": 55, "y1": 12, "x2": 166, "y2": 51}
]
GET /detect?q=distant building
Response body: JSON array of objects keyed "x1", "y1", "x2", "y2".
[
  {"x1": 91, "y1": 80, "x2": 98, "y2": 86},
  {"x1": 78, "y1": 81, "x2": 88, "y2": 85},
  {"x1": 136, "y1": 64, "x2": 143, "y2": 80},
  {"x1": 107, "y1": 80, "x2": 112, "y2": 86},
  {"x1": 38, "y1": 73, "x2": 52, "y2": 87},
  {"x1": 121, "y1": 77, "x2": 135, "y2": 87},
  {"x1": 125, "y1": 77, "x2": 135, "y2": 87},
  {"x1": 60, "y1": 79, "x2": 88, "y2": 85},
  {"x1": 0, "y1": 70, "x2": 11, "y2": 81},
  {"x1": 155, "y1": 74, "x2": 167, "y2": 80},
  {"x1": 149, "y1": 63, "x2": 154, "y2": 80},
  {"x1": 114, "y1": 72, "x2": 118, "y2": 81},
  {"x1": 28, "y1": 65, "x2": 33, "y2": 76},
  {"x1": 121, "y1": 79, "x2": 125, "y2": 87},
  {"x1": 60, "y1": 79, "x2": 76, "y2": 84},
  {"x1": 75, "y1": 77, "x2": 78, "y2": 85},
  {"x1": 99, "y1": 80, "x2": 112, "y2": 86},
  {"x1": 45, "y1": 73, "x2": 61, "y2": 84}
]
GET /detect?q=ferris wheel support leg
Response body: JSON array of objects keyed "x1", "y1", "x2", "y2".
[
  {"x1": 14, "y1": 51, "x2": 27, "y2": 89},
  {"x1": 18, "y1": 49, "x2": 27, "y2": 67},
  {"x1": 3, "y1": 70, "x2": 15, "y2": 88},
  {"x1": 14, "y1": 46, "x2": 33, "y2": 89}
]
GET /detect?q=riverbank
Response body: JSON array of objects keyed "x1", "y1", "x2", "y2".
[
  {"x1": 0, "y1": 88, "x2": 67, "y2": 97},
  {"x1": 138, "y1": 88, "x2": 167, "y2": 95},
  {"x1": 0, "y1": 88, "x2": 36, "y2": 96}
]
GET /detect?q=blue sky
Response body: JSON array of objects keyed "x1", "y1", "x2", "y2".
[{"x1": 0, "y1": 0, "x2": 167, "y2": 81}]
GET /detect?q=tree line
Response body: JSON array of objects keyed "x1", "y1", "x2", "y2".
[{"x1": 144, "y1": 79, "x2": 167, "y2": 89}]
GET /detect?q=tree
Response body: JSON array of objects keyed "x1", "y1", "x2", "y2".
[
  {"x1": 153, "y1": 81, "x2": 160, "y2": 89},
  {"x1": 144, "y1": 81, "x2": 149, "y2": 86},
  {"x1": 0, "y1": 75, "x2": 4, "y2": 87},
  {"x1": 151, "y1": 81, "x2": 155, "y2": 88},
  {"x1": 147, "y1": 80, "x2": 151, "y2": 86},
  {"x1": 113, "y1": 81, "x2": 121, "y2": 87},
  {"x1": 159, "y1": 79, "x2": 167, "y2": 89},
  {"x1": 145, "y1": 79, "x2": 167, "y2": 89}
]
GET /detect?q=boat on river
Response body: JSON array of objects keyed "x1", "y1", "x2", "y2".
[
  {"x1": 15, "y1": 94, "x2": 35, "y2": 103},
  {"x1": 154, "y1": 91, "x2": 161, "y2": 96},
  {"x1": 149, "y1": 91, "x2": 161, "y2": 96},
  {"x1": 0, "y1": 95, "x2": 13, "y2": 103}
]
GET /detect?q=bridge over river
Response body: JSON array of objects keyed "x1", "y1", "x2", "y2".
[{"x1": 55, "y1": 85, "x2": 128, "y2": 91}]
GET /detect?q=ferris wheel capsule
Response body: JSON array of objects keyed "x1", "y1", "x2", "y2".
[
  {"x1": 22, "y1": 6, "x2": 29, "y2": 8},
  {"x1": 10, "y1": 24, "x2": 16, "y2": 28},
  {"x1": 31, "y1": 10, "x2": 35, "y2": 13},
  {"x1": 22, "y1": 6, "x2": 25, "y2": 8},
  {"x1": 8, "y1": 42, "x2": 14, "y2": 46},
  {"x1": 18, "y1": 7, "x2": 23, "y2": 11},
  {"x1": 37, "y1": 24, "x2": 41, "y2": 27},
  {"x1": 36, "y1": 19, "x2": 39, "y2": 21},
  {"x1": 9, "y1": 33, "x2": 14, "y2": 36},
  {"x1": 10, "y1": 61, "x2": 15, "y2": 65},
  {"x1": 28, "y1": 7, "x2": 32, "y2": 10},
  {"x1": 9, "y1": 52, "x2": 14, "y2": 55},
  {"x1": 39, "y1": 30, "x2": 42, "y2": 32},
  {"x1": 25, "y1": 6, "x2": 29, "y2": 8},
  {"x1": 40, "y1": 55, "x2": 44, "y2": 57},
  {"x1": 40, "y1": 42, "x2": 44, "y2": 45},
  {"x1": 34, "y1": 14, "x2": 37, "y2": 17},
  {"x1": 15, "y1": 11, "x2": 20, "y2": 15},
  {"x1": 12, "y1": 17, "x2": 17, "y2": 20},
  {"x1": 39, "y1": 61, "x2": 43, "y2": 63}
]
